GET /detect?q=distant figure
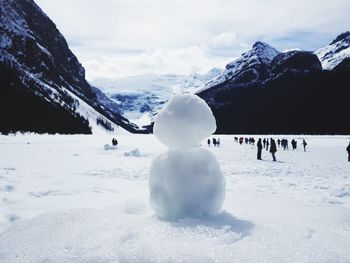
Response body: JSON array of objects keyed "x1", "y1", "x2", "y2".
[
  {"x1": 239, "y1": 137, "x2": 243, "y2": 145},
  {"x1": 347, "y1": 142, "x2": 350, "y2": 162},
  {"x1": 291, "y1": 139, "x2": 297, "y2": 150},
  {"x1": 249, "y1": 137, "x2": 255, "y2": 146},
  {"x1": 266, "y1": 139, "x2": 270, "y2": 151},
  {"x1": 302, "y1": 139, "x2": 307, "y2": 152},
  {"x1": 217, "y1": 138, "x2": 221, "y2": 146},
  {"x1": 207, "y1": 139, "x2": 211, "y2": 147},
  {"x1": 257, "y1": 138, "x2": 263, "y2": 160},
  {"x1": 270, "y1": 138, "x2": 277, "y2": 162},
  {"x1": 112, "y1": 138, "x2": 118, "y2": 146},
  {"x1": 263, "y1": 138, "x2": 266, "y2": 148},
  {"x1": 277, "y1": 139, "x2": 281, "y2": 147},
  {"x1": 213, "y1": 138, "x2": 217, "y2": 147},
  {"x1": 282, "y1": 139, "x2": 289, "y2": 150}
]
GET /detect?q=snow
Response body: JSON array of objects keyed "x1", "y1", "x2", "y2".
[
  {"x1": 315, "y1": 35, "x2": 350, "y2": 70},
  {"x1": 104, "y1": 144, "x2": 117, "y2": 151},
  {"x1": 150, "y1": 94, "x2": 224, "y2": 219},
  {"x1": 153, "y1": 94, "x2": 216, "y2": 150},
  {"x1": 150, "y1": 148, "x2": 225, "y2": 219},
  {"x1": 124, "y1": 148, "x2": 142, "y2": 157},
  {"x1": 0, "y1": 134, "x2": 350, "y2": 262},
  {"x1": 62, "y1": 87, "x2": 128, "y2": 135}
]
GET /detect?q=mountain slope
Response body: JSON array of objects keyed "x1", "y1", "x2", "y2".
[
  {"x1": 0, "y1": 0, "x2": 146, "y2": 134},
  {"x1": 315, "y1": 31, "x2": 350, "y2": 70},
  {"x1": 199, "y1": 42, "x2": 280, "y2": 107}
]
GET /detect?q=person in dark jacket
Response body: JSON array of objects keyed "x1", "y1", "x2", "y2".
[
  {"x1": 112, "y1": 138, "x2": 118, "y2": 146},
  {"x1": 257, "y1": 138, "x2": 263, "y2": 160},
  {"x1": 302, "y1": 139, "x2": 307, "y2": 152},
  {"x1": 266, "y1": 139, "x2": 270, "y2": 151},
  {"x1": 207, "y1": 139, "x2": 211, "y2": 147},
  {"x1": 270, "y1": 138, "x2": 277, "y2": 162},
  {"x1": 347, "y1": 142, "x2": 350, "y2": 162}
]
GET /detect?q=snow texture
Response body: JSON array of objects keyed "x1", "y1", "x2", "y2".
[
  {"x1": 104, "y1": 144, "x2": 117, "y2": 151},
  {"x1": 149, "y1": 148, "x2": 225, "y2": 219},
  {"x1": 124, "y1": 148, "x2": 142, "y2": 157},
  {"x1": 0, "y1": 134, "x2": 350, "y2": 262},
  {"x1": 153, "y1": 94, "x2": 216, "y2": 150}
]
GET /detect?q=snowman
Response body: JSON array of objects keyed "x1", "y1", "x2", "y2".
[{"x1": 149, "y1": 94, "x2": 226, "y2": 219}]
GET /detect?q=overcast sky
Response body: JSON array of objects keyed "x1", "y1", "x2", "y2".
[{"x1": 35, "y1": 0, "x2": 350, "y2": 81}]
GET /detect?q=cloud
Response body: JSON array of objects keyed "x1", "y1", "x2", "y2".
[
  {"x1": 83, "y1": 45, "x2": 229, "y2": 80},
  {"x1": 34, "y1": 0, "x2": 350, "y2": 79},
  {"x1": 210, "y1": 32, "x2": 237, "y2": 48}
]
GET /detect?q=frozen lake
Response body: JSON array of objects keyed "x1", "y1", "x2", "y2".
[{"x1": 0, "y1": 134, "x2": 349, "y2": 262}]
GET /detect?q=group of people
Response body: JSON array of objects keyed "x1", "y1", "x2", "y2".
[
  {"x1": 257, "y1": 138, "x2": 277, "y2": 161},
  {"x1": 234, "y1": 137, "x2": 256, "y2": 146},
  {"x1": 208, "y1": 138, "x2": 221, "y2": 147},
  {"x1": 276, "y1": 138, "x2": 307, "y2": 152},
  {"x1": 236, "y1": 136, "x2": 309, "y2": 162}
]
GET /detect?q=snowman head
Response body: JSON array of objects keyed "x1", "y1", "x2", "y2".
[{"x1": 153, "y1": 94, "x2": 216, "y2": 150}]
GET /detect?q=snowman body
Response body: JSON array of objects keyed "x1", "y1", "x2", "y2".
[{"x1": 149, "y1": 94, "x2": 226, "y2": 219}]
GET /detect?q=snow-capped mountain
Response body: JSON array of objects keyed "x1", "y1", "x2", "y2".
[
  {"x1": 197, "y1": 34, "x2": 350, "y2": 134},
  {"x1": 202, "y1": 42, "x2": 280, "y2": 92},
  {"x1": 0, "y1": 0, "x2": 147, "y2": 134},
  {"x1": 315, "y1": 31, "x2": 350, "y2": 70},
  {"x1": 92, "y1": 69, "x2": 222, "y2": 126}
]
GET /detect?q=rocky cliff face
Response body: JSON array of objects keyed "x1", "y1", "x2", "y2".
[{"x1": 0, "y1": 0, "x2": 148, "y2": 134}]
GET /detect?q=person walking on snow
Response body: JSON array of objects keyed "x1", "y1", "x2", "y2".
[
  {"x1": 266, "y1": 139, "x2": 270, "y2": 151},
  {"x1": 257, "y1": 138, "x2": 263, "y2": 160},
  {"x1": 347, "y1": 142, "x2": 350, "y2": 162},
  {"x1": 302, "y1": 139, "x2": 307, "y2": 152},
  {"x1": 270, "y1": 138, "x2": 277, "y2": 162}
]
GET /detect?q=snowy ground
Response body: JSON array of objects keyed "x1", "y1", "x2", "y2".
[{"x1": 0, "y1": 134, "x2": 349, "y2": 262}]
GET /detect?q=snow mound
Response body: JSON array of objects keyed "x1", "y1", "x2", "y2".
[
  {"x1": 104, "y1": 144, "x2": 117, "y2": 151},
  {"x1": 0, "y1": 208, "x2": 253, "y2": 263},
  {"x1": 149, "y1": 148, "x2": 226, "y2": 219},
  {"x1": 153, "y1": 94, "x2": 216, "y2": 150},
  {"x1": 124, "y1": 148, "x2": 142, "y2": 157}
]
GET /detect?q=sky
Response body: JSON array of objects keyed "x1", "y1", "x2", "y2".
[{"x1": 35, "y1": 0, "x2": 350, "y2": 81}]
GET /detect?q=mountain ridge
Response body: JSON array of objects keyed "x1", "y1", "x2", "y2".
[
  {"x1": 196, "y1": 32, "x2": 350, "y2": 134},
  {"x1": 0, "y1": 0, "x2": 149, "y2": 134}
]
